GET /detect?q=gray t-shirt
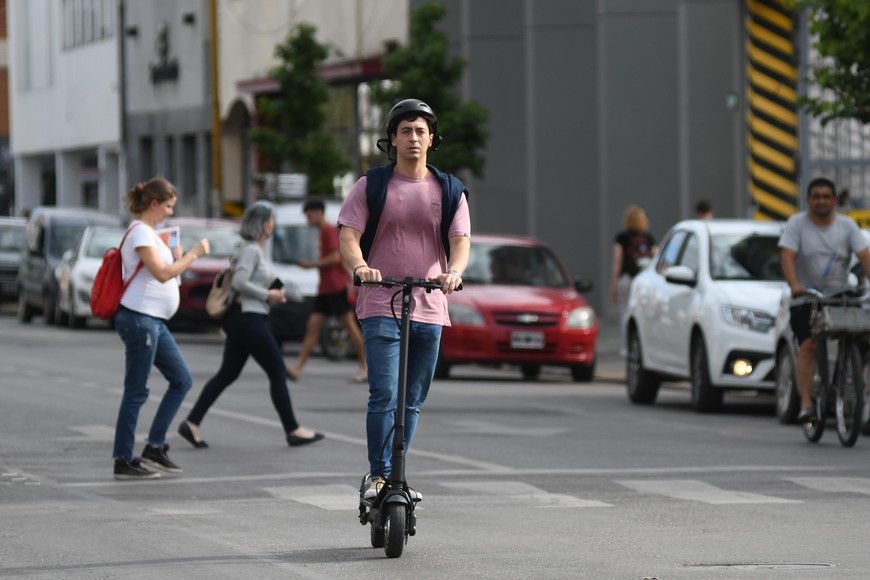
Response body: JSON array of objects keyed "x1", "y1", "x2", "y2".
[{"x1": 779, "y1": 212, "x2": 868, "y2": 304}]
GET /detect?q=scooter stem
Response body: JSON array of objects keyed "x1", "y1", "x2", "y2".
[{"x1": 390, "y1": 277, "x2": 414, "y2": 484}]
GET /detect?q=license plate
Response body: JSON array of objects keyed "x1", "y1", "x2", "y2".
[{"x1": 511, "y1": 331, "x2": 544, "y2": 350}]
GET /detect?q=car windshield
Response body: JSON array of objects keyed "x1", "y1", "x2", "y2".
[
  {"x1": 85, "y1": 230, "x2": 124, "y2": 258},
  {"x1": 50, "y1": 224, "x2": 87, "y2": 259},
  {"x1": 710, "y1": 233, "x2": 784, "y2": 281},
  {"x1": 272, "y1": 225, "x2": 317, "y2": 265},
  {"x1": 180, "y1": 227, "x2": 242, "y2": 258},
  {"x1": 0, "y1": 223, "x2": 25, "y2": 252},
  {"x1": 462, "y1": 243, "x2": 570, "y2": 287}
]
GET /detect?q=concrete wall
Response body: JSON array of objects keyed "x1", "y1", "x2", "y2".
[{"x1": 415, "y1": 0, "x2": 745, "y2": 311}]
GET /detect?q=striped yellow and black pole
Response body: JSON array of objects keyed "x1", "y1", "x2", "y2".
[{"x1": 746, "y1": 0, "x2": 799, "y2": 221}]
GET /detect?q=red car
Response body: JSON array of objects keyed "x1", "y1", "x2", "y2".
[
  {"x1": 436, "y1": 234, "x2": 598, "y2": 382},
  {"x1": 162, "y1": 217, "x2": 242, "y2": 323}
]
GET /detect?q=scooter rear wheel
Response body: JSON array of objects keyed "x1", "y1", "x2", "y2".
[{"x1": 384, "y1": 504, "x2": 406, "y2": 558}]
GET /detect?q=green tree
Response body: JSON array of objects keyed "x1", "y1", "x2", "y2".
[
  {"x1": 248, "y1": 23, "x2": 350, "y2": 195},
  {"x1": 369, "y1": 2, "x2": 489, "y2": 177},
  {"x1": 789, "y1": 0, "x2": 870, "y2": 125}
]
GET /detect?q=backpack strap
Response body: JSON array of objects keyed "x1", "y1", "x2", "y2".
[
  {"x1": 119, "y1": 223, "x2": 145, "y2": 289},
  {"x1": 361, "y1": 162, "x2": 468, "y2": 262},
  {"x1": 361, "y1": 163, "x2": 395, "y2": 262}
]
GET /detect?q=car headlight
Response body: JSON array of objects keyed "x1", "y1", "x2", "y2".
[
  {"x1": 721, "y1": 305, "x2": 774, "y2": 333},
  {"x1": 567, "y1": 307, "x2": 596, "y2": 329},
  {"x1": 448, "y1": 304, "x2": 485, "y2": 326}
]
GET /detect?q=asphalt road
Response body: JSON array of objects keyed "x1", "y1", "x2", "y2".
[{"x1": 3, "y1": 309, "x2": 870, "y2": 579}]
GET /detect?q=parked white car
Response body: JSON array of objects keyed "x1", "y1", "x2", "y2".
[
  {"x1": 56, "y1": 225, "x2": 125, "y2": 328},
  {"x1": 625, "y1": 219, "x2": 787, "y2": 412}
]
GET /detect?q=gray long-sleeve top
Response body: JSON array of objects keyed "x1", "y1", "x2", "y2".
[{"x1": 231, "y1": 241, "x2": 275, "y2": 314}]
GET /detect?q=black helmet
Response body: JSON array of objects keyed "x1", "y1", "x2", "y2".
[{"x1": 386, "y1": 98, "x2": 437, "y2": 135}]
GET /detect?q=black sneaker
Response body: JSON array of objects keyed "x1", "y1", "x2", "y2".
[
  {"x1": 114, "y1": 458, "x2": 160, "y2": 481},
  {"x1": 141, "y1": 444, "x2": 183, "y2": 474}
]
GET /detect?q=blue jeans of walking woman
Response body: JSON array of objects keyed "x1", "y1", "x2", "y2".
[
  {"x1": 361, "y1": 316, "x2": 442, "y2": 477},
  {"x1": 113, "y1": 306, "x2": 192, "y2": 460}
]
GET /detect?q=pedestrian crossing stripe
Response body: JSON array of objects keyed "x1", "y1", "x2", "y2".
[
  {"x1": 440, "y1": 481, "x2": 612, "y2": 508},
  {"x1": 616, "y1": 479, "x2": 801, "y2": 505},
  {"x1": 263, "y1": 484, "x2": 360, "y2": 511},
  {"x1": 784, "y1": 477, "x2": 870, "y2": 495}
]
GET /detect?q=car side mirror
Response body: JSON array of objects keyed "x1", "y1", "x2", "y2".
[
  {"x1": 574, "y1": 278, "x2": 593, "y2": 293},
  {"x1": 664, "y1": 265, "x2": 697, "y2": 287},
  {"x1": 61, "y1": 249, "x2": 74, "y2": 263}
]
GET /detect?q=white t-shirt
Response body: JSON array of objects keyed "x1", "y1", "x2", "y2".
[{"x1": 119, "y1": 221, "x2": 180, "y2": 319}]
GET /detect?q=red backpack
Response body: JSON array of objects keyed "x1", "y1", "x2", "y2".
[{"x1": 90, "y1": 225, "x2": 144, "y2": 320}]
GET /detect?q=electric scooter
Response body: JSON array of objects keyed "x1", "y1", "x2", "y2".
[{"x1": 356, "y1": 275, "x2": 458, "y2": 559}]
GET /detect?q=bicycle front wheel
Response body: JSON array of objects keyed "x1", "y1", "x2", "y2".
[
  {"x1": 803, "y1": 339, "x2": 828, "y2": 443},
  {"x1": 835, "y1": 341, "x2": 865, "y2": 447}
]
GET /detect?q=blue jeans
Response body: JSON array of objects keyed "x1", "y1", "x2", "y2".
[
  {"x1": 113, "y1": 306, "x2": 193, "y2": 461},
  {"x1": 361, "y1": 316, "x2": 442, "y2": 477}
]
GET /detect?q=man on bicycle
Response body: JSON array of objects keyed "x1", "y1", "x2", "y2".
[{"x1": 780, "y1": 177, "x2": 870, "y2": 423}]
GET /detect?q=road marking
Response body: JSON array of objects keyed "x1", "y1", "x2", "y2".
[
  {"x1": 616, "y1": 479, "x2": 801, "y2": 504},
  {"x1": 440, "y1": 481, "x2": 611, "y2": 508},
  {"x1": 56, "y1": 425, "x2": 147, "y2": 442},
  {"x1": 263, "y1": 484, "x2": 359, "y2": 511},
  {"x1": 443, "y1": 419, "x2": 569, "y2": 437},
  {"x1": 786, "y1": 477, "x2": 870, "y2": 495}
]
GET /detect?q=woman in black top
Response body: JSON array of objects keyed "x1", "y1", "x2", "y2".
[{"x1": 610, "y1": 205, "x2": 657, "y2": 356}]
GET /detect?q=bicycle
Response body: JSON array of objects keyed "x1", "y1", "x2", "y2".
[{"x1": 801, "y1": 288, "x2": 870, "y2": 447}]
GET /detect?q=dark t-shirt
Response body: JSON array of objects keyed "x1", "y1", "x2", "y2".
[{"x1": 615, "y1": 230, "x2": 656, "y2": 277}]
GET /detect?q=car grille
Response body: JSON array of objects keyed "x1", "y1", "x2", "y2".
[
  {"x1": 0, "y1": 265, "x2": 17, "y2": 284},
  {"x1": 491, "y1": 311, "x2": 560, "y2": 328}
]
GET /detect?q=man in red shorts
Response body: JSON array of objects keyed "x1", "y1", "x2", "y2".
[{"x1": 286, "y1": 199, "x2": 368, "y2": 382}]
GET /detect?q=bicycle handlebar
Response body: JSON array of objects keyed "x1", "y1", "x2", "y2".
[{"x1": 802, "y1": 288, "x2": 870, "y2": 304}]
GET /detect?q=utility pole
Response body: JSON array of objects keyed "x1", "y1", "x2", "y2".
[{"x1": 209, "y1": 0, "x2": 222, "y2": 216}]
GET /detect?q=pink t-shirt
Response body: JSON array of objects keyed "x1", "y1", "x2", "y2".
[{"x1": 338, "y1": 172, "x2": 471, "y2": 325}]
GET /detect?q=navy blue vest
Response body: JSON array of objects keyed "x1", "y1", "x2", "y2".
[{"x1": 360, "y1": 162, "x2": 468, "y2": 261}]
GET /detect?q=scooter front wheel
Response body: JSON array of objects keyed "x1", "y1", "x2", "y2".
[
  {"x1": 370, "y1": 516, "x2": 385, "y2": 548},
  {"x1": 384, "y1": 503, "x2": 406, "y2": 558}
]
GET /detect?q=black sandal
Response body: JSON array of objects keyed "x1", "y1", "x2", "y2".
[{"x1": 178, "y1": 421, "x2": 209, "y2": 449}]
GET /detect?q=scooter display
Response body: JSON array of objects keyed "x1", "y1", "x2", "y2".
[{"x1": 356, "y1": 275, "x2": 458, "y2": 558}]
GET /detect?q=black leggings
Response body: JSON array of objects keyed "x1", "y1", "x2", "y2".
[{"x1": 187, "y1": 304, "x2": 299, "y2": 433}]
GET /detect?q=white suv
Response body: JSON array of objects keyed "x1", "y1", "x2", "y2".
[{"x1": 625, "y1": 219, "x2": 787, "y2": 412}]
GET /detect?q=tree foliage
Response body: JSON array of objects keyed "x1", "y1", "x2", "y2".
[
  {"x1": 369, "y1": 3, "x2": 489, "y2": 177},
  {"x1": 248, "y1": 23, "x2": 350, "y2": 195},
  {"x1": 789, "y1": 0, "x2": 870, "y2": 125}
]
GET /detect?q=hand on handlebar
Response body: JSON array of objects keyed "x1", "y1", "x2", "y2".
[
  {"x1": 354, "y1": 265, "x2": 382, "y2": 284},
  {"x1": 790, "y1": 283, "x2": 806, "y2": 298},
  {"x1": 431, "y1": 271, "x2": 462, "y2": 295}
]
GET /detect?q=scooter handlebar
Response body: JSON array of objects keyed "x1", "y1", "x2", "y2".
[{"x1": 354, "y1": 275, "x2": 462, "y2": 292}]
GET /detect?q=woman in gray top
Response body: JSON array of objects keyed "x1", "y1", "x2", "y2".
[{"x1": 179, "y1": 202, "x2": 324, "y2": 448}]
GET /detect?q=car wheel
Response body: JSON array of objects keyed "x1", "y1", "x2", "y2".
[
  {"x1": 319, "y1": 316, "x2": 351, "y2": 361},
  {"x1": 55, "y1": 290, "x2": 69, "y2": 327},
  {"x1": 434, "y1": 352, "x2": 450, "y2": 380},
  {"x1": 861, "y1": 356, "x2": 870, "y2": 436},
  {"x1": 43, "y1": 291, "x2": 57, "y2": 326},
  {"x1": 626, "y1": 326, "x2": 660, "y2": 404},
  {"x1": 68, "y1": 286, "x2": 86, "y2": 329},
  {"x1": 521, "y1": 364, "x2": 541, "y2": 380},
  {"x1": 571, "y1": 359, "x2": 595, "y2": 383},
  {"x1": 17, "y1": 293, "x2": 34, "y2": 324},
  {"x1": 775, "y1": 342, "x2": 800, "y2": 424},
  {"x1": 690, "y1": 334, "x2": 723, "y2": 413}
]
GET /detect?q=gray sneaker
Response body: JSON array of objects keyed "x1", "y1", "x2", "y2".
[
  {"x1": 141, "y1": 444, "x2": 183, "y2": 474},
  {"x1": 114, "y1": 458, "x2": 160, "y2": 481},
  {"x1": 364, "y1": 475, "x2": 385, "y2": 500}
]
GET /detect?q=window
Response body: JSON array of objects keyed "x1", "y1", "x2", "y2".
[
  {"x1": 656, "y1": 231, "x2": 688, "y2": 273},
  {"x1": 62, "y1": 0, "x2": 114, "y2": 50}
]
